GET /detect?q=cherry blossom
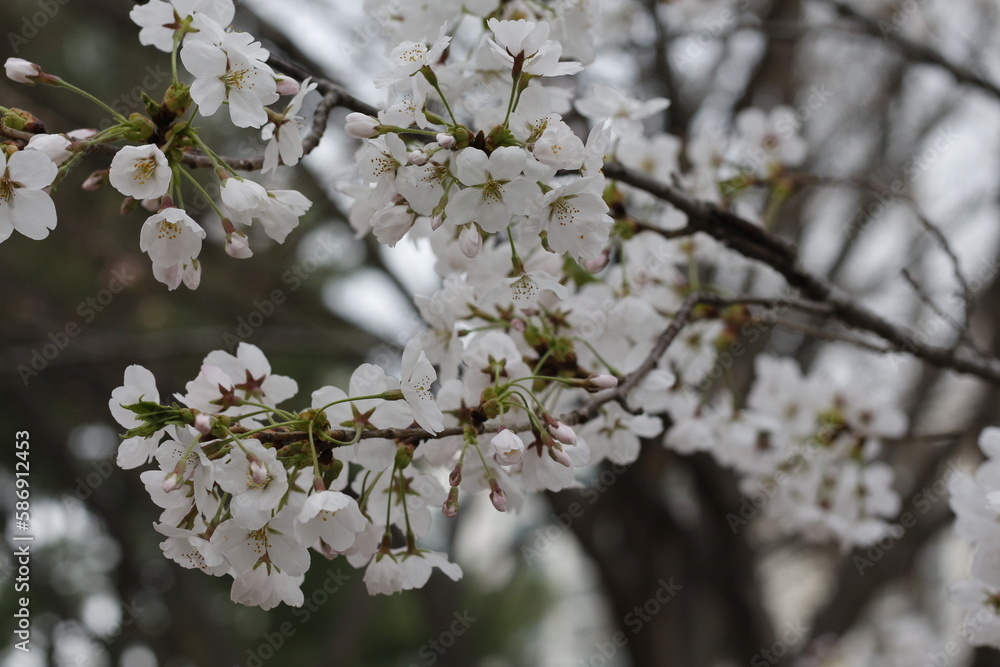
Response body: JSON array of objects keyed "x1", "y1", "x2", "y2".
[
  {"x1": 261, "y1": 78, "x2": 318, "y2": 174},
  {"x1": 445, "y1": 147, "x2": 538, "y2": 233},
  {"x1": 0, "y1": 149, "x2": 58, "y2": 243},
  {"x1": 180, "y1": 31, "x2": 278, "y2": 128},
  {"x1": 109, "y1": 145, "x2": 171, "y2": 200},
  {"x1": 374, "y1": 26, "x2": 451, "y2": 89},
  {"x1": 138, "y1": 207, "x2": 206, "y2": 290}
]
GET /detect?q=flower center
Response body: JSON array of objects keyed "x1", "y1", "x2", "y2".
[
  {"x1": 399, "y1": 44, "x2": 428, "y2": 64},
  {"x1": 550, "y1": 198, "x2": 579, "y2": 226},
  {"x1": 132, "y1": 157, "x2": 157, "y2": 185},
  {"x1": 156, "y1": 220, "x2": 182, "y2": 240},
  {"x1": 481, "y1": 178, "x2": 504, "y2": 203},
  {"x1": 0, "y1": 175, "x2": 13, "y2": 203},
  {"x1": 224, "y1": 66, "x2": 253, "y2": 91}
]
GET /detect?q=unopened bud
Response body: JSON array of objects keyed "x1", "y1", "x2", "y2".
[
  {"x1": 583, "y1": 248, "x2": 610, "y2": 273},
  {"x1": 459, "y1": 224, "x2": 482, "y2": 258},
  {"x1": 430, "y1": 213, "x2": 445, "y2": 230},
  {"x1": 442, "y1": 486, "x2": 460, "y2": 517},
  {"x1": 436, "y1": 133, "x2": 456, "y2": 149},
  {"x1": 194, "y1": 414, "x2": 212, "y2": 435},
  {"x1": 4, "y1": 57, "x2": 55, "y2": 85},
  {"x1": 162, "y1": 472, "x2": 182, "y2": 493},
  {"x1": 67, "y1": 128, "x2": 97, "y2": 141},
  {"x1": 408, "y1": 149, "x2": 428, "y2": 166},
  {"x1": 548, "y1": 420, "x2": 577, "y2": 445},
  {"x1": 588, "y1": 374, "x2": 619, "y2": 390},
  {"x1": 549, "y1": 446, "x2": 572, "y2": 467},
  {"x1": 225, "y1": 231, "x2": 253, "y2": 258},
  {"x1": 249, "y1": 458, "x2": 268, "y2": 484},
  {"x1": 345, "y1": 112, "x2": 381, "y2": 139},
  {"x1": 275, "y1": 76, "x2": 300, "y2": 96},
  {"x1": 82, "y1": 169, "x2": 109, "y2": 191},
  {"x1": 449, "y1": 463, "x2": 462, "y2": 487},
  {"x1": 491, "y1": 427, "x2": 525, "y2": 465},
  {"x1": 489, "y1": 486, "x2": 507, "y2": 512}
]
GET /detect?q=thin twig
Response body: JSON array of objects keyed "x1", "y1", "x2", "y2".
[{"x1": 603, "y1": 161, "x2": 1000, "y2": 385}]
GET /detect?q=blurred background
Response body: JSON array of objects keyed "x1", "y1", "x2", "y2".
[{"x1": 3, "y1": 0, "x2": 1000, "y2": 665}]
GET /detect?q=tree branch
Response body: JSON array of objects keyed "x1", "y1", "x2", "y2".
[{"x1": 603, "y1": 161, "x2": 1000, "y2": 385}]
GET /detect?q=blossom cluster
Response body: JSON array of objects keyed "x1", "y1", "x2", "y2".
[
  {"x1": 949, "y1": 428, "x2": 1000, "y2": 646},
  {"x1": 95, "y1": 1, "x2": 924, "y2": 614},
  {"x1": 3, "y1": 0, "x2": 316, "y2": 289}
]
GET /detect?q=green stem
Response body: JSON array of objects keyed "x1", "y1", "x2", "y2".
[
  {"x1": 175, "y1": 166, "x2": 225, "y2": 220},
  {"x1": 502, "y1": 73, "x2": 521, "y2": 128},
  {"x1": 53, "y1": 79, "x2": 129, "y2": 124}
]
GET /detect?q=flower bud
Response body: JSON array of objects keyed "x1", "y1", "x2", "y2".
[
  {"x1": 436, "y1": 133, "x2": 456, "y2": 149},
  {"x1": 550, "y1": 446, "x2": 572, "y2": 467},
  {"x1": 588, "y1": 374, "x2": 619, "y2": 389},
  {"x1": 459, "y1": 224, "x2": 482, "y2": 259},
  {"x1": 162, "y1": 472, "x2": 182, "y2": 493},
  {"x1": 449, "y1": 463, "x2": 462, "y2": 487},
  {"x1": 489, "y1": 485, "x2": 507, "y2": 512},
  {"x1": 408, "y1": 150, "x2": 428, "y2": 166},
  {"x1": 4, "y1": 58, "x2": 44, "y2": 84},
  {"x1": 583, "y1": 248, "x2": 610, "y2": 273},
  {"x1": 194, "y1": 413, "x2": 212, "y2": 435},
  {"x1": 548, "y1": 420, "x2": 577, "y2": 445},
  {"x1": 225, "y1": 231, "x2": 253, "y2": 259},
  {"x1": 442, "y1": 486, "x2": 460, "y2": 517},
  {"x1": 344, "y1": 112, "x2": 381, "y2": 138},
  {"x1": 82, "y1": 169, "x2": 109, "y2": 191},
  {"x1": 26, "y1": 134, "x2": 71, "y2": 165},
  {"x1": 67, "y1": 128, "x2": 97, "y2": 141},
  {"x1": 430, "y1": 213, "x2": 445, "y2": 230},
  {"x1": 275, "y1": 76, "x2": 300, "y2": 96},
  {"x1": 249, "y1": 457, "x2": 268, "y2": 484},
  {"x1": 491, "y1": 427, "x2": 525, "y2": 465}
]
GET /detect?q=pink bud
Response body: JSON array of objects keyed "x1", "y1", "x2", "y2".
[
  {"x1": 550, "y1": 447, "x2": 572, "y2": 467},
  {"x1": 250, "y1": 459, "x2": 268, "y2": 484},
  {"x1": 490, "y1": 488, "x2": 507, "y2": 512},
  {"x1": 589, "y1": 374, "x2": 619, "y2": 389},
  {"x1": 5, "y1": 57, "x2": 41, "y2": 84},
  {"x1": 140, "y1": 198, "x2": 160, "y2": 212},
  {"x1": 459, "y1": 224, "x2": 482, "y2": 258},
  {"x1": 67, "y1": 128, "x2": 97, "y2": 140},
  {"x1": 430, "y1": 213, "x2": 445, "y2": 230},
  {"x1": 449, "y1": 464, "x2": 462, "y2": 487},
  {"x1": 82, "y1": 169, "x2": 109, "y2": 191},
  {"x1": 583, "y1": 248, "x2": 610, "y2": 273},
  {"x1": 344, "y1": 112, "x2": 381, "y2": 139},
  {"x1": 162, "y1": 473, "x2": 182, "y2": 493},
  {"x1": 511, "y1": 319, "x2": 526, "y2": 332},
  {"x1": 225, "y1": 232, "x2": 253, "y2": 259},
  {"x1": 548, "y1": 421, "x2": 577, "y2": 445},
  {"x1": 275, "y1": 76, "x2": 300, "y2": 96},
  {"x1": 436, "y1": 133, "x2": 456, "y2": 149},
  {"x1": 408, "y1": 150, "x2": 428, "y2": 166},
  {"x1": 194, "y1": 414, "x2": 212, "y2": 435},
  {"x1": 491, "y1": 428, "x2": 525, "y2": 466},
  {"x1": 442, "y1": 487, "x2": 459, "y2": 517}
]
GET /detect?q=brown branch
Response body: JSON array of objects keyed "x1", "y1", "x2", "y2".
[
  {"x1": 789, "y1": 171, "x2": 975, "y2": 332},
  {"x1": 603, "y1": 160, "x2": 1000, "y2": 385},
  {"x1": 823, "y1": 0, "x2": 1000, "y2": 102}
]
